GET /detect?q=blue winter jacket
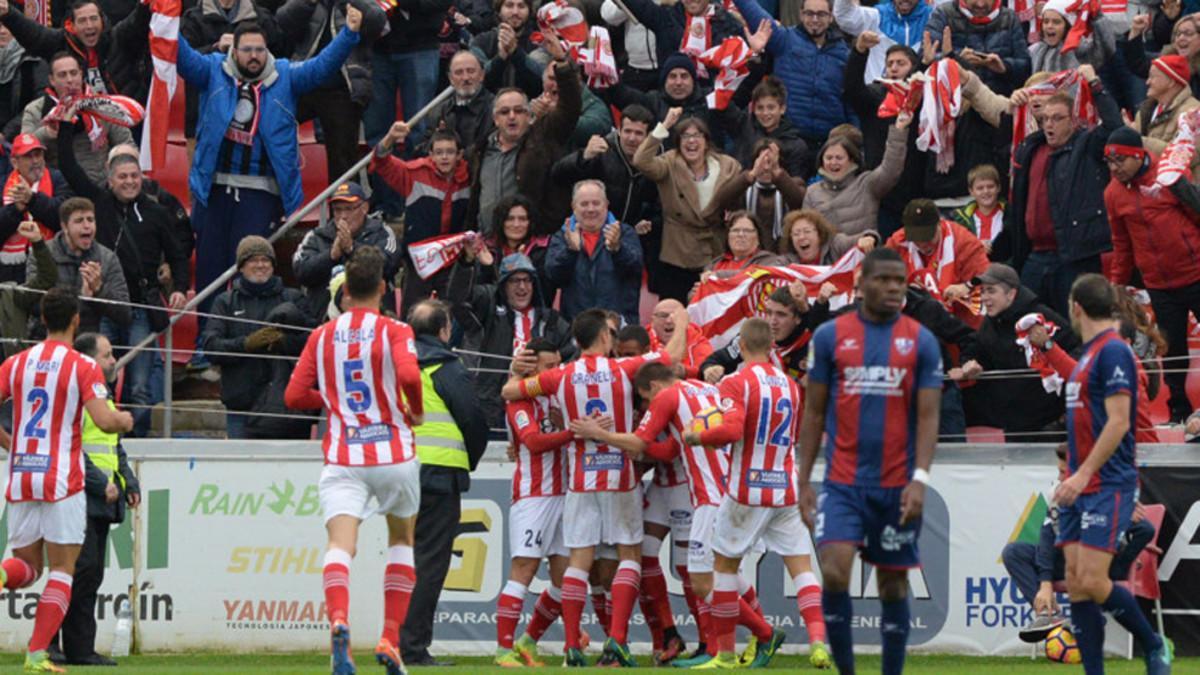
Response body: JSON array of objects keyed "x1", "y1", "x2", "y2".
[
  {"x1": 544, "y1": 219, "x2": 644, "y2": 326},
  {"x1": 177, "y1": 28, "x2": 360, "y2": 213},
  {"x1": 877, "y1": 0, "x2": 931, "y2": 49},
  {"x1": 732, "y1": 0, "x2": 852, "y2": 140}
]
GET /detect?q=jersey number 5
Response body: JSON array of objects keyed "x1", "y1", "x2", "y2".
[
  {"x1": 755, "y1": 397, "x2": 793, "y2": 447},
  {"x1": 343, "y1": 359, "x2": 373, "y2": 413}
]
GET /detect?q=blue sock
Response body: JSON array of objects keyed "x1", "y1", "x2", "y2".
[
  {"x1": 1071, "y1": 600, "x2": 1107, "y2": 675},
  {"x1": 821, "y1": 590, "x2": 855, "y2": 674},
  {"x1": 1101, "y1": 584, "x2": 1163, "y2": 653},
  {"x1": 880, "y1": 598, "x2": 911, "y2": 675}
]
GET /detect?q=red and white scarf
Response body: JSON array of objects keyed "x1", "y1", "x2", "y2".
[
  {"x1": 1015, "y1": 313, "x2": 1063, "y2": 393},
  {"x1": 408, "y1": 231, "x2": 477, "y2": 279},
  {"x1": 898, "y1": 221, "x2": 958, "y2": 294},
  {"x1": 44, "y1": 90, "x2": 144, "y2": 151},
  {"x1": 698, "y1": 37, "x2": 752, "y2": 110},
  {"x1": 682, "y1": 6, "x2": 716, "y2": 77},
  {"x1": 536, "y1": 0, "x2": 589, "y2": 56},
  {"x1": 0, "y1": 170, "x2": 54, "y2": 266},
  {"x1": 1060, "y1": 0, "x2": 1101, "y2": 54},
  {"x1": 1011, "y1": 69, "x2": 1096, "y2": 160},
  {"x1": 577, "y1": 26, "x2": 618, "y2": 89},
  {"x1": 1153, "y1": 107, "x2": 1200, "y2": 191},
  {"x1": 141, "y1": 0, "x2": 180, "y2": 172},
  {"x1": 877, "y1": 76, "x2": 923, "y2": 119},
  {"x1": 512, "y1": 307, "x2": 535, "y2": 355},
  {"x1": 916, "y1": 59, "x2": 962, "y2": 173},
  {"x1": 959, "y1": 0, "x2": 1001, "y2": 25}
]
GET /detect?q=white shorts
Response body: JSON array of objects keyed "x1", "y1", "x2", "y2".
[
  {"x1": 510, "y1": 496, "x2": 568, "y2": 559},
  {"x1": 643, "y1": 482, "x2": 693, "y2": 543},
  {"x1": 687, "y1": 504, "x2": 718, "y2": 574},
  {"x1": 711, "y1": 497, "x2": 812, "y2": 560},
  {"x1": 7, "y1": 492, "x2": 86, "y2": 548},
  {"x1": 563, "y1": 488, "x2": 644, "y2": 549},
  {"x1": 319, "y1": 462, "x2": 421, "y2": 523}
]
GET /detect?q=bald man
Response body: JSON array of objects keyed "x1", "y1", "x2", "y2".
[{"x1": 647, "y1": 299, "x2": 713, "y2": 379}]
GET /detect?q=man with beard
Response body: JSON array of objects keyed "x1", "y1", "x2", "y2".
[
  {"x1": 178, "y1": 9, "x2": 362, "y2": 315},
  {"x1": 0, "y1": 134, "x2": 70, "y2": 284},
  {"x1": 428, "y1": 50, "x2": 495, "y2": 151}
]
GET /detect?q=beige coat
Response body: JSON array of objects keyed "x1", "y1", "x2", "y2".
[
  {"x1": 632, "y1": 134, "x2": 744, "y2": 270},
  {"x1": 801, "y1": 124, "x2": 907, "y2": 236},
  {"x1": 1136, "y1": 85, "x2": 1200, "y2": 156}
]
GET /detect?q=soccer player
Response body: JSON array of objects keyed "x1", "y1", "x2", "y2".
[
  {"x1": 684, "y1": 317, "x2": 830, "y2": 669},
  {"x1": 0, "y1": 288, "x2": 133, "y2": 673},
  {"x1": 1054, "y1": 274, "x2": 1171, "y2": 675},
  {"x1": 495, "y1": 338, "x2": 573, "y2": 667},
  {"x1": 501, "y1": 307, "x2": 689, "y2": 667},
  {"x1": 797, "y1": 247, "x2": 943, "y2": 675},
  {"x1": 572, "y1": 363, "x2": 786, "y2": 670},
  {"x1": 284, "y1": 247, "x2": 425, "y2": 675}
]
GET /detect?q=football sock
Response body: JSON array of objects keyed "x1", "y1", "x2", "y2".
[
  {"x1": 823, "y1": 590, "x2": 855, "y2": 673},
  {"x1": 496, "y1": 579, "x2": 527, "y2": 650},
  {"x1": 1071, "y1": 600, "x2": 1107, "y2": 675},
  {"x1": 880, "y1": 597, "x2": 910, "y2": 675},
  {"x1": 322, "y1": 548, "x2": 352, "y2": 625}
]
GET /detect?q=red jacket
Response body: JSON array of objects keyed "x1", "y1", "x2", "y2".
[
  {"x1": 1105, "y1": 155, "x2": 1200, "y2": 290},
  {"x1": 885, "y1": 220, "x2": 990, "y2": 290},
  {"x1": 1045, "y1": 343, "x2": 1159, "y2": 443},
  {"x1": 368, "y1": 154, "x2": 471, "y2": 246},
  {"x1": 648, "y1": 324, "x2": 714, "y2": 379}
]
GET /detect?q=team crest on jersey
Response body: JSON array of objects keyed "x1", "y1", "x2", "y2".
[
  {"x1": 92, "y1": 382, "x2": 109, "y2": 398},
  {"x1": 894, "y1": 337, "x2": 914, "y2": 356},
  {"x1": 719, "y1": 397, "x2": 734, "y2": 411},
  {"x1": 515, "y1": 411, "x2": 531, "y2": 428}
]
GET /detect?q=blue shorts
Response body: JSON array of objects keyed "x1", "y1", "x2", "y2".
[
  {"x1": 1056, "y1": 488, "x2": 1135, "y2": 553},
  {"x1": 815, "y1": 482, "x2": 921, "y2": 569}
]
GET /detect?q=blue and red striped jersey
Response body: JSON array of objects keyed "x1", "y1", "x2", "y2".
[
  {"x1": 1065, "y1": 329, "x2": 1138, "y2": 494},
  {"x1": 807, "y1": 311, "x2": 943, "y2": 488}
]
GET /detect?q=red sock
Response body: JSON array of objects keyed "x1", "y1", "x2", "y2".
[
  {"x1": 739, "y1": 597, "x2": 773, "y2": 642},
  {"x1": 711, "y1": 573, "x2": 740, "y2": 655},
  {"x1": 591, "y1": 590, "x2": 610, "y2": 636},
  {"x1": 742, "y1": 586, "x2": 763, "y2": 615},
  {"x1": 678, "y1": 566, "x2": 704, "y2": 640},
  {"x1": 698, "y1": 601, "x2": 718, "y2": 656},
  {"x1": 28, "y1": 572, "x2": 71, "y2": 653},
  {"x1": 525, "y1": 585, "x2": 562, "y2": 641},
  {"x1": 561, "y1": 568, "x2": 589, "y2": 650},
  {"x1": 639, "y1": 559, "x2": 664, "y2": 650},
  {"x1": 608, "y1": 560, "x2": 641, "y2": 644},
  {"x1": 795, "y1": 573, "x2": 826, "y2": 643},
  {"x1": 1, "y1": 558, "x2": 36, "y2": 590},
  {"x1": 322, "y1": 549, "x2": 352, "y2": 625},
  {"x1": 496, "y1": 580, "x2": 527, "y2": 649}
]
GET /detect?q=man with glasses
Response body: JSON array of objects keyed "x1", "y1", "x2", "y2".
[
  {"x1": 732, "y1": 0, "x2": 853, "y2": 150},
  {"x1": 178, "y1": 8, "x2": 363, "y2": 318},
  {"x1": 1000, "y1": 64, "x2": 1123, "y2": 317}
]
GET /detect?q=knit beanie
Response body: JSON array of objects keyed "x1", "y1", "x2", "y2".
[
  {"x1": 1041, "y1": 0, "x2": 1077, "y2": 25},
  {"x1": 236, "y1": 235, "x2": 275, "y2": 269},
  {"x1": 660, "y1": 52, "x2": 697, "y2": 89},
  {"x1": 1153, "y1": 54, "x2": 1192, "y2": 88}
]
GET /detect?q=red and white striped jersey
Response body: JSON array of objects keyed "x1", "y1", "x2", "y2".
[
  {"x1": 0, "y1": 341, "x2": 107, "y2": 502},
  {"x1": 635, "y1": 380, "x2": 730, "y2": 508},
  {"x1": 520, "y1": 352, "x2": 668, "y2": 492},
  {"x1": 652, "y1": 456, "x2": 688, "y2": 488},
  {"x1": 718, "y1": 363, "x2": 800, "y2": 506},
  {"x1": 288, "y1": 309, "x2": 424, "y2": 467},
  {"x1": 506, "y1": 398, "x2": 568, "y2": 501}
]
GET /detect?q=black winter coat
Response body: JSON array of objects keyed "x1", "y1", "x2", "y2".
[
  {"x1": 549, "y1": 129, "x2": 660, "y2": 228},
  {"x1": 375, "y1": 0, "x2": 452, "y2": 53},
  {"x1": 276, "y1": 0, "x2": 388, "y2": 105},
  {"x1": 244, "y1": 301, "x2": 318, "y2": 439},
  {"x1": 718, "y1": 105, "x2": 812, "y2": 180}
]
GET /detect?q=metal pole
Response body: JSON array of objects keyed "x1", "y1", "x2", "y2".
[
  {"x1": 163, "y1": 328, "x2": 173, "y2": 438},
  {"x1": 114, "y1": 85, "x2": 456, "y2": 371}
]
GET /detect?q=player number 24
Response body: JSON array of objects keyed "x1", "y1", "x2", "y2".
[{"x1": 754, "y1": 397, "x2": 792, "y2": 447}]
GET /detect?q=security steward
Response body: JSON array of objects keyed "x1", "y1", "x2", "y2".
[
  {"x1": 50, "y1": 333, "x2": 140, "y2": 666},
  {"x1": 401, "y1": 299, "x2": 488, "y2": 666}
]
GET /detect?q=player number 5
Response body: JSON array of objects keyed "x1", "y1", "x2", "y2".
[{"x1": 343, "y1": 359, "x2": 373, "y2": 413}]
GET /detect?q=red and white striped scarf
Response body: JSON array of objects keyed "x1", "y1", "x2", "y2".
[
  {"x1": 512, "y1": 307, "x2": 535, "y2": 355},
  {"x1": 408, "y1": 232, "x2": 476, "y2": 279},
  {"x1": 1011, "y1": 69, "x2": 1096, "y2": 161},
  {"x1": 1060, "y1": 0, "x2": 1100, "y2": 54},
  {"x1": 698, "y1": 37, "x2": 752, "y2": 110},
  {"x1": 916, "y1": 59, "x2": 962, "y2": 173},
  {"x1": 536, "y1": 0, "x2": 589, "y2": 56},
  {"x1": 959, "y1": 0, "x2": 1001, "y2": 24},
  {"x1": 877, "y1": 76, "x2": 923, "y2": 119},
  {"x1": 577, "y1": 26, "x2": 618, "y2": 89},
  {"x1": 1153, "y1": 107, "x2": 1200, "y2": 191},
  {"x1": 141, "y1": 0, "x2": 180, "y2": 172},
  {"x1": 0, "y1": 171, "x2": 54, "y2": 266},
  {"x1": 897, "y1": 221, "x2": 958, "y2": 293},
  {"x1": 1015, "y1": 313, "x2": 1063, "y2": 393}
]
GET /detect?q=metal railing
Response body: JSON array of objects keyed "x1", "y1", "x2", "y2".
[{"x1": 111, "y1": 86, "x2": 455, "y2": 437}]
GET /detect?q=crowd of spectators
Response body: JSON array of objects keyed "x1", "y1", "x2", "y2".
[{"x1": 2, "y1": 0, "x2": 1200, "y2": 438}]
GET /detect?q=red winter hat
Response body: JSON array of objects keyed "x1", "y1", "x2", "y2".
[{"x1": 1153, "y1": 54, "x2": 1192, "y2": 89}]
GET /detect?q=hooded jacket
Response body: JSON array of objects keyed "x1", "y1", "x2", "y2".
[
  {"x1": 445, "y1": 256, "x2": 575, "y2": 429},
  {"x1": 960, "y1": 286, "x2": 1080, "y2": 432},
  {"x1": 201, "y1": 275, "x2": 304, "y2": 411},
  {"x1": 177, "y1": 26, "x2": 359, "y2": 212},
  {"x1": 1105, "y1": 153, "x2": 1200, "y2": 291},
  {"x1": 276, "y1": 0, "x2": 387, "y2": 105},
  {"x1": 415, "y1": 333, "x2": 489, "y2": 486},
  {"x1": 29, "y1": 231, "x2": 130, "y2": 331},
  {"x1": 1, "y1": 2, "x2": 151, "y2": 103}
]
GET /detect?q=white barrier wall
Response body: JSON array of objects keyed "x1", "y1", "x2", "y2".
[{"x1": 0, "y1": 441, "x2": 1193, "y2": 656}]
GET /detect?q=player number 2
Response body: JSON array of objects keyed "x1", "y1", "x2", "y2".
[
  {"x1": 23, "y1": 388, "x2": 49, "y2": 439},
  {"x1": 755, "y1": 397, "x2": 793, "y2": 447},
  {"x1": 342, "y1": 359, "x2": 373, "y2": 413}
]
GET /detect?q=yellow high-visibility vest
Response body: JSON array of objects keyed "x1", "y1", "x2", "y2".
[
  {"x1": 412, "y1": 364, "x2": 468, "y2": 469},
  {"x1": 81, "y1": 399, "x2": 124, "y2": 489}
]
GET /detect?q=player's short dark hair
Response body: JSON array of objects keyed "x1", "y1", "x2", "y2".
[
  {"x1": 572, "y1": 308, "x2": 613, "y2": 350},
  {"x1": 525, "y1": 337, "x2": 559, "y2": 355},
  {"x1": 59, "y1": 197, "x2": 94, "y2": 224},
  {"x1": 739, "y1": 318, "x2": 773, "y2": 353},
  {"x1": 408, "y1": 299, "x2": 452, "y2": 338},
  {"x1": 49, "y1": 51, "x2": 82, "y2": 74},
  {"x1": 621, "y1": 104, "x2": 654, "y2": 128},
  {"x1": 766, "y1": 286, "x2": 801, "y2": 318},
  {"x1": 41, "y1": 288, "x2": 79, "y2": 333},
  {"x1": 234, "y1": 22, "x2": 266, "y2": 47},
  {"x1": 74, "y1": 332, "x2": 101, "y2": 358},
  {"x1": 344, "y1": 246, "x2": 385, "y2": 300},
  {"x1": 617, "y1": 325, "x2": 650, "y2": 350},
  {"x1": 862, "y1": 247, "x2": 905, "y2": 279},
  {"x1": 751, "y1": 75, "x2": 786, "y2": 104},
  {"x1": 428, "y1": 129, "x2": 462, "y2": 151},
  {"x1": 634, "y1": 362, "x2": 675, "y2": 393},
  {"x1": 1070, "y1": 273, "x2": 1116, "y2": 319}
]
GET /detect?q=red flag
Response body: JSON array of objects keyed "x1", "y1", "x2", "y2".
[
  {"x1": 697, "y1": 37, "x2": 752, "y2": 110},
  {"x1": 141, "y1": 0, "x2": 181, "y2": 173}
]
